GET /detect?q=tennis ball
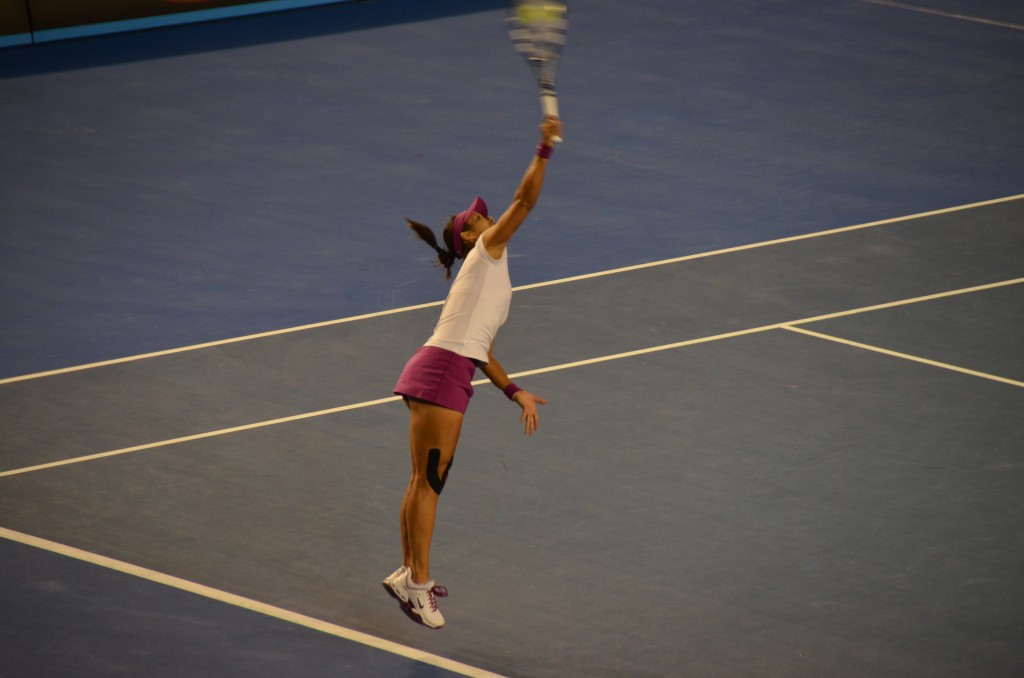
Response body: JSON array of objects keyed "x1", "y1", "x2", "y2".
[{"x1": 516, "y1": 2, "x2": 566, "y2": 24}]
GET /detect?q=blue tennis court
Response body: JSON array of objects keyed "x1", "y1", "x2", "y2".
[{"x1": 2, "y1": 1, "x2": 1022, "y2": 676}]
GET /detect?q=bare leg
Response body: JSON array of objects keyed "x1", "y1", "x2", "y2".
[
  {"x1": 401, "y1": 399, "x2": 463, "y2": 585},
  {"x1": 399, "y1": 476, "x2": 413, "y2": 569}
]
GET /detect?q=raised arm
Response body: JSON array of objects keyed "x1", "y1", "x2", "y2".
[{"x1": 483, "y1": 116, "x2": 563, "y2": 259}]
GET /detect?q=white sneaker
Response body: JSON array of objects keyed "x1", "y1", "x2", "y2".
[
  {"x1": 405, "y1": 579, "x2": 448, "y2": 629},
  {"x1": 382, "y1": 565, "x2": 410, "y2": 604}
]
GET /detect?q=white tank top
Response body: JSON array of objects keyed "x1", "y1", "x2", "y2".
[{"x1": 424, "y1": 234, "x2": 511, "y2": 364}]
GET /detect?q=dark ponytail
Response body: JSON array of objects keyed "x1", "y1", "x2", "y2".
[{"x1": 406, "y1": 218, "x2": 458, "y2": 280}]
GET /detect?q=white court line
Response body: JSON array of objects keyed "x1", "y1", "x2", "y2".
[
  {"x1": 0, "y1": 395, "x2": 402, "y2": 479},
  {"x1": 0, "y1": 300, "x2": 439, "y2": 386},
  {"x1": 502, "y1": 277, "x2": 1024, "y2": 380},
  {"x1": 2, "y1": 193, "x2": 1021, "y2": 386},
  {"x1": 3, "y1": 277, "x2": 1021, "y2": 480},
  {"x1": 0, "y1": 527, "x2": 507, "y2": 678},
  {"x1": 507, "y1": 194, "x2": 1024, "y2": 292},
  {"x1": 859, "y1": 0, "x2": 1024, "y2": 31},
  {"x1": 782, "y1": 326, "x2": 1024, "y2": 388}
]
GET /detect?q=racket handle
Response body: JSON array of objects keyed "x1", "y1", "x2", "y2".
[{"x1": 540, "y1": 94, "x2": 562, "y2": 143}]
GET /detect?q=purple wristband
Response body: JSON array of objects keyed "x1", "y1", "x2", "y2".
[
  {"x1": 503, "y1": 383, "x2": 524, "y2": 400},
  {"x1": 536, "y1": 143, "x2": 553, "y2": 160}
]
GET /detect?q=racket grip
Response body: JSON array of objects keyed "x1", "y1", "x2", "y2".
[{"x1": 540, "y1": 94, "x2": 562, "y2": 143}]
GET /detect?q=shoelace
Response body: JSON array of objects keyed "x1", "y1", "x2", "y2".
[{"x1": 427, "y1": 585, "x2": 448, "y2": 611}]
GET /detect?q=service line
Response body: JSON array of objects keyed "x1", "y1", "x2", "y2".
[{"x1": 782, "y1": 325, "x2": 1024, "y2": 388}]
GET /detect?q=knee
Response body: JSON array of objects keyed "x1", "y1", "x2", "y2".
[{"x1": 416, "y1": 448, "x2": 453, "y2": 496}]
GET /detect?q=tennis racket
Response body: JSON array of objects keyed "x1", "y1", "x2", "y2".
[{"x1": 506, "y1": 0, "x2": 568, "y2": 143}]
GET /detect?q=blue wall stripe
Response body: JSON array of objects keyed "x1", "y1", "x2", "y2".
[
  {"x1": 28, "y1": 0, "x2": 355, "y2": 44},
  {"x1": 0, "y1": 33, "x2": 33, "y2": 47}
]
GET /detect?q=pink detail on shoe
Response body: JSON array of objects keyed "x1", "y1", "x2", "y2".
[{"x1": 426, "y1": 585, "x2": 448, "y2": 611}]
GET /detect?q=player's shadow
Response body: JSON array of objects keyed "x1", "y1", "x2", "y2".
[{"x1": 0, "y1": 0, "x2": 507, "y2": 78}]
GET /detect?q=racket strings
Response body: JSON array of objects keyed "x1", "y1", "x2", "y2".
[
  {"x1": 507, "y1": 0, "x2": 568, "y2": 117},
  {"x1": 508, "y1": 23, "x2": 568, "y2": 50}
]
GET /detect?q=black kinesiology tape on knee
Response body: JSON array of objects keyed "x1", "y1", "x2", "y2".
[{"x1": 426, "y1": 448, "x2": 453, "y2": 495}]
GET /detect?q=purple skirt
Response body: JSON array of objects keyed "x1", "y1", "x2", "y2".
[{"x1": 394, "y1": 346, "x2": 477, "y2": 414}]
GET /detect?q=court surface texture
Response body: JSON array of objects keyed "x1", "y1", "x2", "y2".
[{"x1": 1, "y1": 1, "x2": 1022, "y2": 676}]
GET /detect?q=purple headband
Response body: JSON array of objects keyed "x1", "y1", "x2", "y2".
[{"x1": 452, "y1": 196, "x2": 488, "y2": 256}]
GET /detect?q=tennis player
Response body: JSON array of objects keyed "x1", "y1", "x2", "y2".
[{"x1": 383, "y1": 116, "x2": 563, "y2": 628}]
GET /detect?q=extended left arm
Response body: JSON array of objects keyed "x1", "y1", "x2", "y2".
[{"x1": 482, "y1": 345, "x2": 547, "y2": 436}]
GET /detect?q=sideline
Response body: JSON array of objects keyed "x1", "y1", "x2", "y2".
[
  {"x1": 3, "y1": 194, "x2": 1020, "y2": 386},
  {"x1": 859, "y1": 0, "x2": 1024, "y2": 31},
  {"x1": 3, "y1": 277, "x2": 1020, "y2": 479},
  {"x1": 0, "y1": 526, "x2": 507, "y2": 678}
]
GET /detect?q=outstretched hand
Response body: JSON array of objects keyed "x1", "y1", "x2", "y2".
[{"x1": 513, "y1": 390, "x2": 548, "y2": 436}]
